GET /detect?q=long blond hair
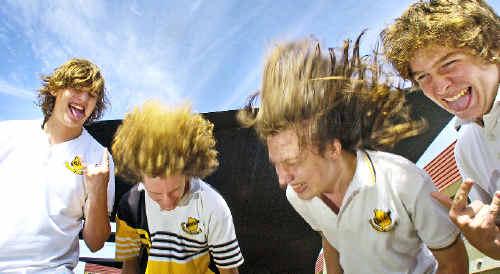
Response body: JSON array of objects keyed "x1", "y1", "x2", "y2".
[{"x1": 239, "y1": 34, "x2": 426, "y2": 153}]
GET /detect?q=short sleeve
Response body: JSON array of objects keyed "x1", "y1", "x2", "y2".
[
  {"x1": 115, "y1": 215, "x2": 141, "y2": 261},
  {"x1": 114, "y1": 189, "x2": 147, "y2": 261},
  {"x1": 410, "y1": 174, "x2": 460, "y2": 249},
  {"x1": 207, "y1": 196, "x2": 244, "y2": 269},
  {"x1": 454, "y1": 136, "x2": 492, "y2": 203}
]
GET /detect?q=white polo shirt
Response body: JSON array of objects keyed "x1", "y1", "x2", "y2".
[
  {"x1": 287, "y1": 150, "x2": 459, "y2": 274},
  {"x1": 0, "y1": 120, "x2": 115, "y2": 273},
  {"x1": 454, "y1": 89, "x2": 500, "y2": 203}
]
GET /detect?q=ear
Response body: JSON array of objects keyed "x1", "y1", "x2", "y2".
[
  {"x1": 325, "y1": 139, "x2": 342, "y2": 160},
  {"x1": 49, "y1": 89, "x2": 57, "y2": 96}
]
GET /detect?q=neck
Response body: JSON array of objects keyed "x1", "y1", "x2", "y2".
[
  {"x1": 323, "y1": 150, "x2": 357, "y2": 207},
  {"x1": 43, "y1": 117, "x2": 83, "y2": 144}
]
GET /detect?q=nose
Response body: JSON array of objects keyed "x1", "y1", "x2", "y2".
[
  {"x1": 77, "y1": 90, "x2": 91, "y2": 101},
  {"x1": 276, "y1": 165, "x2": 293, "y2": 188},
  {"x1": 160, "y1": 193, "x2": 178, "y2": 210},
  {"x1": 430, "y1": 74, "x2": 452, "y2": 96}
]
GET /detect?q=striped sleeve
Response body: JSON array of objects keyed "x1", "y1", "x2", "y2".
[
  {"x1": 207, "y1": 201, "x2": 244, "y2": 269},
  {"x1": 114, "y1": 185, "x2": 150, "y2": 262},
  {"x1": 115, "y1": 215, "x2": 141, "y2": 261}
]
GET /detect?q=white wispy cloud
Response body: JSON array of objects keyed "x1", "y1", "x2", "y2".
[
  {"x1": 0, "y1": 78, "x2": 35, "y2": 100},
  {"x1": 4, "y1": 0, "x2": 492, "y2": 121},
  {"x1": 3, "y1": 0, "x2": 183, "y2": 118}
]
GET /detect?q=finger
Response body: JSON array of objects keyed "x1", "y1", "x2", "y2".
[
  {"x1": 79, "y1": 154, "x2": 88, "y2": 174},
  {"x1": 101, "y1": 147, "x2": 110, "y2": 169},
  {"x1": 431, "y1": 191, "x2": 452, "y2": 210},
  {"x1": 487, "y1": 191, "x2": 500, "y2": 226},
  {"x1": 451, "y1": 180, "x2": 474, "y2": 212},
  {"x1": 469, "y1": 200, "x2": 485, "y2": 215},
  {"x1": 468, "y1": 204, "x2": 490, "y2": 228}
]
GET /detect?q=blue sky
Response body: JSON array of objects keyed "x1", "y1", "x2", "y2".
[{"x1": 1, "y1": 0, "x2": 499, "y2": 166}]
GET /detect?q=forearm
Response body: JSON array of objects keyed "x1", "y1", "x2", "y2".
[
  {"x1": 218, "y1": 267, "x2": 239, "y2": 274},
  {"x1": 83, "y1": 192, "x2": 111, "y2": 252},
  {"x1": 121, "y1": 258, "x2": 140, "y2": 274},
  {"x1": 433, "y1": 236, "x2": 468, "y2": 274},
  {"x1": 322, "y1": 236, "x2": 343, "y2": 274}
]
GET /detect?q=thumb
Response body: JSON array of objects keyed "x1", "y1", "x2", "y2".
[{"x1": 101, "y1": 147, "x2": 110, "y2": 169}]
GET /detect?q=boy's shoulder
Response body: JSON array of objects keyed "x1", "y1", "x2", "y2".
[
  {"x1": 117, "y1": 184, "x2": 146, "y2": 224},
  {"x1": 368, "y1": 150, "x2": 425, "y2": 176},
  {"x1": 192, "y1": 178, "x2": 232, "y2": 214},
  {"x1": 366, "y1": 150, "x2": 431, "y2": 190},
  {"x1": 0, "y1": 119, "x2": 42, "y2": 134}
]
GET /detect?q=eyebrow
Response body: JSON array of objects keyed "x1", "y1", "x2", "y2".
[
  {"x1": 412, "y1": 51, "x2": 461, "y2": 77},
  {"x1": 269, "y1": 155, "x2": 300, "y2": 166}
]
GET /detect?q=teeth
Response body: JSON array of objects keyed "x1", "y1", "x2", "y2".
[
  {"x1": 70, "y1": 104, "x2": 85, "y2": 112},
  {"x1": 444, "y1": 88, "x2": 468, "y2": 102}
]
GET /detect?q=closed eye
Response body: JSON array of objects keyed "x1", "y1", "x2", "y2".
[
  {"x1": 415, "y1": 73, "x2": 428, "y2": 82},
  {"x1": 442, "y1": 59, "x2": 457, "y2": 68}
]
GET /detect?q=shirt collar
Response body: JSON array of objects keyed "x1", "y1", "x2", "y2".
[{"x1": 341, "y1": 150, "x2": 376, "y2": 205}]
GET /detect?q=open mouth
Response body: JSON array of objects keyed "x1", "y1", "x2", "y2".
[
  {"x1": 442, "y1": 87, "x2": 472, "y2": 113},
  {"x1": 292, "y1": 183, "x2": 306, "y2": 194},
  {"x1": 69, "y1": 103, "x2": 86, "y2": 120}
]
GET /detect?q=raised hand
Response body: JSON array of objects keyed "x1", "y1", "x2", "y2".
[
  {"x1": 82, "y1": 148, "x2": 110, "y2": 198},
  {"x1": 431, "y1": 180, "x2": 500, "y2": 259},
  {"x1": 81, "y1": 148, "x2": 111, "y2": 251}
]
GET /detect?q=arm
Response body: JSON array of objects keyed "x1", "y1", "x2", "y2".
[
  {"x1": 82, "y1": 148, "x2": 111, "y2": 251},
  {"x1": 430, "y1": 235, "x2": 468, "y2": 274},
  {"x1": 322, "y1": 235, "x2": 343, "y2": 274},
  {"x1": 121, "y1": 258, "x2": 140, "y2": 274},
  {"x1": 218, "y1": 267, "x2": 239, "y2": 274},
  {"x1": 432, "y1": 180, "x2": 500, "y2": 259}
]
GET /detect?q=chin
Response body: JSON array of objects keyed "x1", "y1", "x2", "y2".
[{"x1": 297, "y1": 192, "x2": 315, "y2": 201}]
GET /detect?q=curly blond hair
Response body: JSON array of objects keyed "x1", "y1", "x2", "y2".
[
  {"x1": 112, "y1": 101, "x2": 219, "y2": 183},
  {"x1": 38, "y1": 58, "x2": 108, "y2": 125},
  {"x1": 238, "y1": 34, "x2": 427, "y2": 153},
  {"x1": 381, "y1": 0, "x2": 499, "y2": 80}
]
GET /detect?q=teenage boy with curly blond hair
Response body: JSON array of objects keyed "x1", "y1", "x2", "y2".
[
  {"x1": 113, "y1": 101, "x2": 243, "y2": 274},
  {"x1": 0, "y1": 58, "x2": 115, "y2": 273},
  {"x1": 382, "y1": 0, "x2": 499, "y2": 259}
]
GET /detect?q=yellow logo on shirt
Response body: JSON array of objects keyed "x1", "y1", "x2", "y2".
[
  {"x1": 65, "y1": 155, "x2": 84, "y2": 175},
  {"x1": 181, "y1": 217, "x2": 202, "y2": 235},
  {"x1": 369, "y1": 209, "x2": 395, "y2": 232}
]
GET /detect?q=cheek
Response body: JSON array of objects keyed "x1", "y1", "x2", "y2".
[
  {"x1": 295, "y1": 165, "x2": 313, "y2": 181},
  {"x1": 421, "y1": 88, "x2": 444, "y2": 106},
  {"x1": 168, "y1": 190, "x2": 183, "y2": 201},
  {"x1": 88, "y1": 99, "x2": 98, "y2": 113}
]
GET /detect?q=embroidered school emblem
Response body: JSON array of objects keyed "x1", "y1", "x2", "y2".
[
  {"x1": 181, "y1": 217, "x2": 202, "y2": 235},
  {"x1": 369, "y1": 209, "x2": 395, "y2": 232},
  {"x1": 65, "y1": 155, "x2": 84, "y2": 175}
]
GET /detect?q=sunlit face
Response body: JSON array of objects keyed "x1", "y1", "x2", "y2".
[
  {"x1": 266, "y1": 129, "x2": 338, "y2": 200},
  {"x1": 410, "y1": 45, "x2": 499, "y2": 121},
  {"x1": 143, "y1": 174, "x2": 188, "y2": 211},
  {"x1": 49, "y1": 87, "x2": 97, "y2": 130}
]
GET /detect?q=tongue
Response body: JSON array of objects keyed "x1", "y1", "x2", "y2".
[
  {"x1": 446, "y1": 91, "x2": 471, "y2": 113},
  {"x1": 70, "y1": 106, "x2": 85, "y2": 120}
]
